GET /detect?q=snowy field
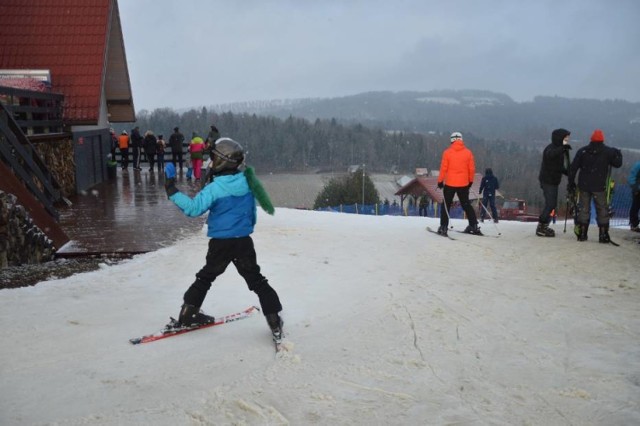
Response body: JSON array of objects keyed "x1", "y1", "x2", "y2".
[{"x1": 1, "y1": 209, "x2": 639, "y2": 425}]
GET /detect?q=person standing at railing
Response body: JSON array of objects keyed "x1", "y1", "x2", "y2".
[
  {"x1": 143, "y1": 130, "x2": 157, "y2": 172},
  {"x1": 169, "y1": 126, "x2": 185, "y2": 171},
  {"x1": 130, "y1": 126, "x2": 143, "y2": 171},
  {"x1": 118, "y1": 130, "x2": 129, "y2": 170},
  {"x1": 628, "y1": 160, "x2": 640, "y2": 232},
  {"x1": 156, "y1": 134, "x2": 167, "y2": 173},
  {"x1": 190, "y1": 132, "x2": 205, "y2": 182}
]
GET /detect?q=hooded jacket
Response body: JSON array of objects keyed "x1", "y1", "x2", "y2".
[
  {"x1": 437, "y1": 139, "x2": 475, "y2": 187},
  {"x1": 569, "y1": 142, "x2": 622, "y2": 193},
  {"x1": 479, "y1": 168, "x2": 499, "y2": 195},
  {"x1": 538, "y1": 128, "x2": 571, "y2": 185},
  {"x1": 169, "y1": 171, "x2": 256, "y2": 239}
]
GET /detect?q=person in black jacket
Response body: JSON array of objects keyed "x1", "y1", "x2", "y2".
[
  {"x1": 169, "y1": 127, "x2": 185, "y2": 171},
  {"x1": 537, "y1": 128, "x2": 572, "y2": 237},
  {"x1": 568, "y1": 129, "x2": 623, "y2": 243},
  {"x1": 130, "y1": 126, "x2": 144, "y2": 171},
  {"x1": 143, "y1": 130, "x2": 157, "y2": 172},
  {"x1": 479, "y1": 168, "x2": 499, "y2": 222}
]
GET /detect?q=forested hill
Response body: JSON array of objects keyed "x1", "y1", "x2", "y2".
[{"x1": 213, "y1": 90, "x2": 640, "y2": 149}]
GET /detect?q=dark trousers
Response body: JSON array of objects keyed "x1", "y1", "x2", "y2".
[
  {"x1": 630, "y1": 191, "x2": 640, "y2": 228},
  {"x1": 146, "y1": 153, "x2": 155, "y2": 170},
  {"x1": 172, "y1": 151, "x2": 184, "y2": 170},
  {"x1": 132, "y1": 146, "x2": 141, "y2": 169},
  {"x1": 539, "y1": 183, "x2": 558, "y2": 224},
  {"x1": 577, "y1": 190, "x2": 609, "y2": 226},
  {"x1": 481, "y1": 194, "x2": 498, "y2": 219},
  {"x1": 120, "y1": 147, "x2": 129, "y2": 168},
  {"x1": 157, "y1": 153, "x2": 165, "y2": 172},
  {"x1": 440, "y1": 185, "x2": 477, "y2": 228},
  {"x1": 183, "y1": 236, "x2": 282, "y2": 315}
]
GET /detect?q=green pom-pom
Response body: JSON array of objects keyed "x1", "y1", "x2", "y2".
[{"x1": 245, "y1": 166, "x2": 275, "y2": 215}]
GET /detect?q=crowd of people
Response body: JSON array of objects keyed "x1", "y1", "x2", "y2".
[
  {"x1": 110, "y1": 124, "x2": 640, "y2": 239},
  {"x1": 110, "y1": 124, "x2": 220, "y2": 182}
]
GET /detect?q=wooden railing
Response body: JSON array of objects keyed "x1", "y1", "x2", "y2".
[
  {"x1": 0, "y1": 85, "x2": 64, "y2": 135},
  {"x1": 0, "y1": 101, "x2": 64, "y2": 219}
]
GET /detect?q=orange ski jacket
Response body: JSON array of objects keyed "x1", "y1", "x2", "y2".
[{"x1": 437, "y1": 140, "x2": 475, "y2": 187}]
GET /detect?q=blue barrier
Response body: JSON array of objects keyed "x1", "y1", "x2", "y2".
[{"x1": 316, "y1": 184, "x2": 635, "y2": 228}]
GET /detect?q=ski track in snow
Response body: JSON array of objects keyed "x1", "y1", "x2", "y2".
[{"x1": 1, "y1": 209, "x2": 639, "y2": 425}]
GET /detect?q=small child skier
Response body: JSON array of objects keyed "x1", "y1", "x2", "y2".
[
  {"x1": 185, "y1": 153, "x2": 193, "y2": 181},
  {"x1": 164, "y1": 137, "x2": 283, "y2": 339}
]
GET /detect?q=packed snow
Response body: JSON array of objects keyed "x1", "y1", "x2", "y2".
[{"x1": 1, "y1": 209, "x2": 639, "y2": 425}]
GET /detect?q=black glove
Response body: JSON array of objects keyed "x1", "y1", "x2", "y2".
[
  {"x1": 567, "y1": 181, "x2": 576, "y2": 195},
  {"x1": 165, "y1": 177, "x2": 178, "y2": 198},
  {"x1": 437, "y1": 181, "x2": 444, "y2": 189}
]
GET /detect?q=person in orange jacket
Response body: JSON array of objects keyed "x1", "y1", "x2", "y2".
[
  {"x1": 118, "y1": 130, "x2": 130, "y2": 170},
  {"x1": 436, "y1": 132, "x2": 480, "y2": 236}
]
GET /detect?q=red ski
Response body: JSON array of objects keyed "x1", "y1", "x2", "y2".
[{"x1": 129, "y1": 305, "x2": 259, "y2": 345}]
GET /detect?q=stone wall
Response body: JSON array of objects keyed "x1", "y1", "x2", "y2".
[{"x1": 0, "y1": 190, "x2": 55, "y2": 268}]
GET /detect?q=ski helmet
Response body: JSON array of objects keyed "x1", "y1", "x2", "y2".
[
  {"x1": 211, "y1": 138, "x2": 244, "y2": 173},
  {"x1": 450, "y1": 132, "x2": 463, "y2": 142}
]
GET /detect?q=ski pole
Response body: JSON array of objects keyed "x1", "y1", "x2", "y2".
[
  {"x1": 438, "y1": 186, "x2": 453, "y2": 229},
  {"x1": 470, "y1": 189, "x2": 501, "y2": 235},
  {"x1": 563, "y1": 198, "x2": 570, "y2": 233}
]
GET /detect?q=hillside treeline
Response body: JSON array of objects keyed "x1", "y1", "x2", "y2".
[{"x1": 115, "y1": 107, "x2": 639, "y2": 209}]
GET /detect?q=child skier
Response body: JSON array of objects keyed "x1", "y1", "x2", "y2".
[{"x1": 164, "y1": 138, "x2": 283, "y2": 339}]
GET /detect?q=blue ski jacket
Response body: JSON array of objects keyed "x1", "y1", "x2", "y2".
[
  {"x1": 169, "y1": 172, "x2": 256, "y2": 239},
  {"x1": 628, "y1": 161, "x2": 640, "y2": 192}
]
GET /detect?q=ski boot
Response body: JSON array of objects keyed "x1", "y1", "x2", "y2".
[
  {"x1": 598, "y1": 225, "x2": 610, "y2": 244},
  {"x1": 437, "y1": 225, "x2": 448, "y2": 236},
  {"x1": 178, "y1": 304, "x2": 215, "y2": 327},
  {"x1": 577, "y1": 224, "x2": 588, "y2": 242},
  {"x1": 630, "y1": 225, "x2": 640, "y2": 233},
  {"x1": 536, "y1": 222, "x2": 555, "y2": 237},
  {"x1": 266, "y1": 312, "x2": 283, "y2": 342},
  {"x1": 463, "y1": 224, "x2": 482, "y2": 235}
]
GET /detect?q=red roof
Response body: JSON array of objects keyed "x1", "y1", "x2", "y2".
[
  {"x1": 395, "y1": 174, "x2": 491, "y2": 204},
  {"x1": 0, "y1": 0, "x2": 122, "y2": 123}
]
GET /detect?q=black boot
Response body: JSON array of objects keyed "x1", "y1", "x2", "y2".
[
  {"x1": 463, "y1": 223, "x2": 482, "y2": 235},
  {"x1": 266, "y1": 312, "x2": 283, "y2": 340},
  {"x1": 599, "y1": 225, "x2": 610, "y2": 243},
  {"x1": 178, "y1": 304, "x2": 215, "y2": 326},
  {"x1": 577, "y1": 224, "x2": 588, "y2": 241},
  {"x1": 437, "y1": 225, "x2": 448, "y2": 236},
  {"x1": 536, "y1": 222, "x2": 555, "y2": 237}
]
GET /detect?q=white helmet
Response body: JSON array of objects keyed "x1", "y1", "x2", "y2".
[{"x1": 450, "y1": 132, "x2": 463, "y2": 142}]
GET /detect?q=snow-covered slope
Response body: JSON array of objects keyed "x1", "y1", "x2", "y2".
[{"x1": 1, "y1": 209, "x2": 638, "y2": 425}]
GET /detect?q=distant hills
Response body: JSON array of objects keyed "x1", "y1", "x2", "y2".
[{"x1": 211, "y1": 90, "x2": 640, "y2": 149}]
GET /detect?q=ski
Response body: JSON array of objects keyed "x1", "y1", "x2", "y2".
[
  {"x1": 454, "y1": 229, "x2": 501, "y2": 238},
  {"x1": 426, "y1": 226, "x2": 456, "y2": 240},
  {"x1": 606, "y1": 239, "x2": 620, "y2": 247},
  {"x1": 129, "y1": 305, "x2": 259, "y2": 345}
]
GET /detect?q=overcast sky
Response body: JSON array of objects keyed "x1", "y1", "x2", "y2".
[{"x1": 119, "y1": 0, "x2": 640, "y2": 111}]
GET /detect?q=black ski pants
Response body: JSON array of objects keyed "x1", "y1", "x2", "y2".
[
  {"x1": 539, "y1": 183, "x2": 558, "y2": 224},
  {"x1": 630, "y1": 190, "x2": 640, "y2": 228},
  {"x1": 440, "y1": 185, "x2": 477, "y2": 228},
  {"x1": 577, "y1": 190, "x2": 609, "y2": 226},
  {"x1": 183, "y1": 236, "x2": 282, "y2": 315}
]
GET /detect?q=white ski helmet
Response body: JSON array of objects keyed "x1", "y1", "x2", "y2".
[{"x1": 450, "y1": 132, "x2": 463, "y2": 142}]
